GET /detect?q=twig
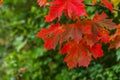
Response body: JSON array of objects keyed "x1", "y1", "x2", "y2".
[{"x1": 85, "y1": 3, "x2": 120, "y2": 12}]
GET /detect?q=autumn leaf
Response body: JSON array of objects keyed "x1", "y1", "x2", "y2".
[
  {"x1": 88, "y1": 13, "x2": 116, "y2": 44},
  {"x1": 45, "y1": 0, "x2": 86, "y2": 22},
  {"x1": 60, "y1": 41, "x2": 92, "y2": 69},
  {"x1": 60, "y1": 20, "x2": 92, "y2": 44},
  {"x1": 37, "y1": 24, "x2": 63, "y2": 50},
  {"x1": 101, "y1": 0, "x2": 113, "y2": 11},
  {"x1": 92, "y1": 12, "x2": 116, "y2": 30},
  {"x1": 60, "y1": 40, "x2": 103, "y2": 69}
]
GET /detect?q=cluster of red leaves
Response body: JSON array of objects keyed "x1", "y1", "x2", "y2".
[
  {"x1": 45, "y1": 0, "x2": 86, "y2": 22},
  {"x1": 37, "y1": 0, "x2": 117, "y2": 69},
  {"x1": 37, "y1": 0, "x2": 113, "y2": 10}
]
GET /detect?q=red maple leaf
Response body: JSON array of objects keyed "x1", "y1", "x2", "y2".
[
  {"x1": 60, "y1": 20, "x2": 92, "y2": 44},
  {"x1": 101, "y1": 0, "x2": 113, "y2": 11},
  {"x1": 60, "y1": 40, "x2": 103, "y2": 69},
  {"x1": 92, "y1": 12, "x2": 116, "y2": 30},
  {"x1": 45, "y1": 0, "x2": 86, "y2": 22},
  {"x1": 60, "y1": 41, "x2": 92, "y2": 69},
  {"x1": 90, "y1": 12, "x2": 116, "y2": 43},
  {"x1": 37, "y1": 0, "x2": 47, "y2": 7},
  {"x1": 37, "y1": 24, "x2": 63, "y2": 50}
]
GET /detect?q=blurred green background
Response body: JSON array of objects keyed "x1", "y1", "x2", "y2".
[{"x1": 0, "y1": 0, "x2": 120, "y2": 80}]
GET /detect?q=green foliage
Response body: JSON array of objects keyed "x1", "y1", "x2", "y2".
[
  {"x1": 0, "y1": 0, "x2": 120, "y2": 80},
  {"x1": 116, "y1": 48, "x2": 120, "y2": 61}
]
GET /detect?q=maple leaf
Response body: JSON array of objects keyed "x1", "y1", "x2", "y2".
[
  {"x1": 60, "y1": 40, "x2": 103, "y2": 69},
  {"x1": 45, "y1": 0, "x2": 86, "y2": 22},
  {"x1": 37, "y1": 0, "x2": 47, "y2": 7},
  {"x1": 37, "y1": 24, "x2": 63, "y2": 50},
  {"x1": 60, "y1": 20, "x2": 92, "y2": 44},
  {"x1": 60, "y1": 41, "x2": 92, "y2": 69},
  {"x1": 82, "y1": 17, "x2": 110, "y2": 46},
  {"x1": 92, "y1": 12, "x2": 116, "y2": 30},
  {"x1": 101, "y1": 0, "x2": 113, "y2": 11}
]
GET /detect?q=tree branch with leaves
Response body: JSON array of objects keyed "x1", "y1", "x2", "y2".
[{"x1": 37, "y1": 0, "x2": 120, "y2": 69}]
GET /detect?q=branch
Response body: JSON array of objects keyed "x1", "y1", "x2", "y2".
[{"x1": 85, "y1": 3, "x2": 120, "y2": 12}]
